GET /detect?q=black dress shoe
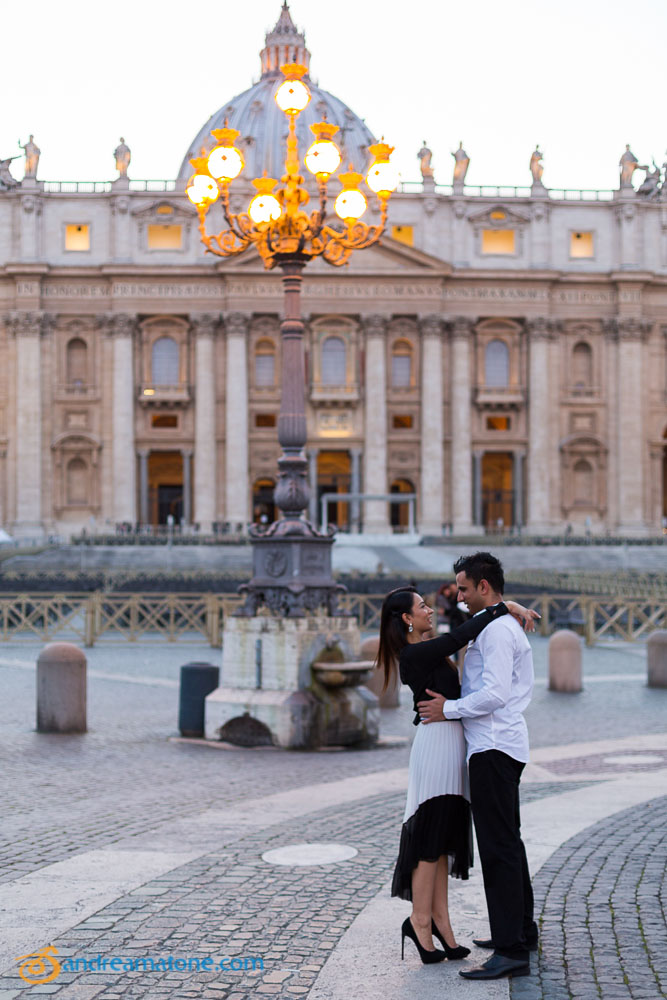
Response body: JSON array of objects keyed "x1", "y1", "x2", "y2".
[
  {"x1": 473, "y1": 937, "x2": 538, "y2": 952},
  {"x1": 459, "y1": 955, "x2": 530, "y2": 980}
]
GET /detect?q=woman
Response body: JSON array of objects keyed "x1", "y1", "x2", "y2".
[{"x1": 376, "y1": 586, "x2": 536, "y2": 964}]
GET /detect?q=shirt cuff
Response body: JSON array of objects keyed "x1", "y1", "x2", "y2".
[{"x1": 443, "y1": 700, "x2": 462, "y2": 720}]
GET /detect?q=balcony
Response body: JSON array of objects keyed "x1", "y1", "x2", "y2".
[
  {"x1": 310, "y1": 382, "x2": 360, "y2": 406},
  {"x1": 475, "y1": 385, "x2": 526, "y2": 410},
  {"x1": 54, "y1": 383, "x2": 100, "y2": 402},
  {"x1": 139, "y1": 383, "x2": 191, "y2": 407}
]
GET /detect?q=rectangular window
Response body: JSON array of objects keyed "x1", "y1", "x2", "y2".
[
  {"x1": 487, "y1": 416, "x2": 510, "y2": 431},
  {"x1": 147, "y1": 224, "x2": 182, "y2": 250},
  {"x1": 570, "y1": 231, "x2": 594, "y2": 258},
  {"x1": 65, "y1": 224, "x2": 90, "y2": 251},
  {"x1": 255, "y1": 413, "x2": 277, "y2": 428},
  {"x1": 393, "y1": 414, "x2": 413, "y2": 429},
  {"x1": 392, "y1": 355, "x2": 412, "y2": 387},
  {"x1": 152, "y1": 414, "x2": 178, "y2": 428},
  {"x1": 481, "y1": 229, "x2": 515, "y2": 255},
  {"x1": 391, "y1": 225, "x2": 414, "y2": 247}
]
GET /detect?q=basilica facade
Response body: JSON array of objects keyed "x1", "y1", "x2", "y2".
[{"x1": 1, "y1": 6, "x2": 666, "y2": 539}]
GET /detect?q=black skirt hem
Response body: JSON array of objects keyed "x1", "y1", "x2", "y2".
[{"x1": 391, "y1": 793, "x2": 473, "y2": 901}]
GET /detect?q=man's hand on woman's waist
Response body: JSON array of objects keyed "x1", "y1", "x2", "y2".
[{"x1": 417, "y1": 689, "x2": 446, "y2": 723}]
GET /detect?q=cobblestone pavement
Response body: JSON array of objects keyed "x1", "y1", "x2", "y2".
[
  {"x1": 1, "y1": 638, "x2": 666, "y2": 999},
  {"x1": 0, "y1": 783, "x2": 607, "y2": 1000},
  {"x1": 512, "y1": 796, "x2": 667, "y2": 1000}
]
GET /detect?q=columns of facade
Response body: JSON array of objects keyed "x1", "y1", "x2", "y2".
[
  {"x1": 419, "y1": 315, "x2": 444, "y2": 535},
  {"x1": 616, "y1": 198, "x2": 639, "y2": 271},
  {"x1": 362, "y1": 315, "x2": 390, "y2": 533},
  {"x1": 513, "y1": 450, "x2": 525, "y2": 530},
  {"x1": 192, "y1": 313, "x2": 218, "y2": 532},
  {"x1": 350, "y1": 447, "x2": 362, "y2": 533},
  {"x1": 472, "y1": 450, "x2": 483, "y2": 528},
  {"x1": 307, "y1": 448, "x2": 319, "y2": 526},
  {"x1": 111, "y1": 313, "x2": 137, "y2": 525},
  {"x1": 10, "y1": 312, "x2": 48, "y2": 533},
  {"x1": 182, "y1": 449, "x2": 192, "y2": 525},
  {"x1": 526, "y1": 317, "x2": 555, "y2": 533},
  {"x1": 19, "y1": 192, "x2": 42, "y2": 261},
  {"x1": 224, "y1": 312, "x2": 250, "y2": 528},
  {"x1": 0, "y1": 443, "x2": 6, "y2": 529},
  {"x1": 138, "y1": 450, "x2": 149, "y2": 525},
  {"x1": 615, "y1": 318, "x2": 650, "y2": 534},
  {"x1": 449, "y1": 316, "x2": 475, "y2": 533}
]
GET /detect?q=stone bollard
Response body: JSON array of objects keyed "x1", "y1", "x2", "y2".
[
  {"x1": 548, "y1": 630, "x2": 582, "y2": 693},
  {"x1": 37, "y1": 642, "x2": 87, "y2": 733},
  {"x1": 647, "y1": 630, "x2": 667, "y2": 688},
  {"x1": 361, "y1": 634, "x2": 400, "y2": 708}
]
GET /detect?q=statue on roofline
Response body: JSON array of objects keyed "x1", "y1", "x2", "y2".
[
  {"x1": 418, "y1": 141, "x2": 434, "y2": 179},
  {"x1": 114, "y1": 137, "x2": 131, "y2": 178},
  {"x1": 19, "y1": 135, "x2": 40, "y2": 178},
  {"x1": 452, "y1": 141, "x2": 469, "y2": 185}
]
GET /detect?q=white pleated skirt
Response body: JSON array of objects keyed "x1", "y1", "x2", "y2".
[
  {"x1": 403, "y1": 719, "x2": 470, "y2": 822},
  {"x1": 392, "y1": 719, "x2": 473, "y2": 898}
]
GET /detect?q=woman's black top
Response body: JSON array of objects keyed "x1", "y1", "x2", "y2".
[{"x1": 399, "y1": 603, "x2": 509, "y2": 725}]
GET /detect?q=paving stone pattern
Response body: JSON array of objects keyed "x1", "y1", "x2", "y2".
[
  {"x1": 1, "y1": 782, "x2": 604, "y2": 1000},
  {"x1": 512, "y1": 796, "x2": 667, "y2": 1000}
]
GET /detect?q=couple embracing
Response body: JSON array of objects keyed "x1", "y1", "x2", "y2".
[{"x1": 376, "y1": 551, "x2": 538, "y2": 980}]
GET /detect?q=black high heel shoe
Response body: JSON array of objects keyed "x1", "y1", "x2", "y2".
[
  {"x1": 431, "y1": 920, "x2": 471, "y2": 959},
  {"x1": 401, "y1": 917, "x2": 446, "y2": 964}
]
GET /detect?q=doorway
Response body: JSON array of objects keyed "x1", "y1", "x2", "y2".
[
  {"x1": 148, "y1": 451, "x2": 183, "y2": 525},
  {"x1": 390, "y1": 478, "x2": 415, "y2": 531},
  {"x1": 317, "y1": 451, "x2": 351, "y2": 529},
  {"x1": 481, "y1": 452, "x2": 514, "y2": 530}
]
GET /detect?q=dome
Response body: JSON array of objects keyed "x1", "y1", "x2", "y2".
[{"x1": 177, "y1": 3, "x2": 376, "y2": 182}]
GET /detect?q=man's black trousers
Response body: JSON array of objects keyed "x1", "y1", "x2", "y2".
[{"x1": 469, "y1": 748, "x2": 537, "y2": 962}]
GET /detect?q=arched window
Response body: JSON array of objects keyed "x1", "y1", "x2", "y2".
[
  {"x1": 66, "y1": 337, "x2": 88, "y2": 387},
  {"x1": 254, "y1": 339, "x2": 276, "y2": 386},
  {"x1": 151, "y1": 337, "x2": 179, "y2": 385},
  {"x1": 391, "y1": 340, "x2": 413, "y2": 387},
  {"x1": 572, "y1": 341, "x2": 593, "y2": 388},
  {"x1": 66, "y1": 457, "x2": 88, "y2": 505},
  {"x1": 573, "y1": 459, "x2": 594, "y2": 505},
  {"x1": 321, "y1": 336, "x2": 346, "y2": 385},
  {"x1": 485, "y1": 339, "x2": 510, "y2": 387}
]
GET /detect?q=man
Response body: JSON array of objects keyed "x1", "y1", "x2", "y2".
[{"x1": 418, "y1": 551, "x2": 537, "y2": 980}]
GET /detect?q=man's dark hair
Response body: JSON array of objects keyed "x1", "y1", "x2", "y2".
[{"x1": 453, "y1": 551, "x2": 505, "y2": 595}]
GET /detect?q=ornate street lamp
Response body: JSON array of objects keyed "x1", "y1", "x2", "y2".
[{"x1": 187, "y1": 62, "x2": 398, "y2": 617}]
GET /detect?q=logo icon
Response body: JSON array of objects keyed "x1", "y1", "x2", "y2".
[{"x1": 15, "y1": 946, "x2": 61, "y2": 984}]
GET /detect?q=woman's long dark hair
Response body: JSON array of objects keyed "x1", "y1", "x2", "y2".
[{"x1": 375, "y1": 587, "x2": 416, "y2": 692}]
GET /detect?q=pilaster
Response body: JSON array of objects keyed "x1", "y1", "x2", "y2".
[
  {"x1": 109, "y1": 313, "x2": 137, "y2": 524},
  {"x1": 419, "y1": 314, "x2": 444, "y2": 535},
  {"x1": 362, "y1": 314, "x2": 389, "y2": 533},
  {"x1": 526, "y1": 317, "x2": 556, "y2": 533},
  {"x1": 224, "y1": 312, "x2": 249, "y2": 527},
  {"x1": 192, "y1": 313, "x2": 219, "y2": 532}
]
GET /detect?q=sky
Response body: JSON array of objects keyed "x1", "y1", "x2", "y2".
[{"x1": 3, "y1": 0, "x2": 667, "y2": 192}]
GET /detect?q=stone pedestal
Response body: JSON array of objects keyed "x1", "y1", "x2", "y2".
[
  {"x1": 647, "y1": 630, "x2": 667, "y2": 688},
  {"x1": 205, "y1": 614, "x2": 374, "y2": 748},
  {"x1": 548, "y1": 630, "x2": 582, "y2": 692},
  {"x1": 37, "y1": 642, "x2": 87, "y2": 732}
]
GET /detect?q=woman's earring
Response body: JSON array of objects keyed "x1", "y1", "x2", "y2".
[{"x1": 408, "y1": 624, "x2": 413, "y2": 633}]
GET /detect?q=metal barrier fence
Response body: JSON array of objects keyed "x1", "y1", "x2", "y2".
[{"x1": 0, "y1": 592, "x2": 665, "y2": 646}]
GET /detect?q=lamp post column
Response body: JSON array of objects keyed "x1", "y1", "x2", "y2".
[
  {"x1": 224, "y1": 312, "x2": 250, "y2": 529},
  {"x1": 273, "y1": 261, "x2": 310, "y2": 525},
  {"x1": 363, "y1": 315, "x2": 389, "y2": 534}
]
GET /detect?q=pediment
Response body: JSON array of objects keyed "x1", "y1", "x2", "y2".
[
  {"x1": 467, "y1": 204, "x2": 531, "y2": 228},
  {"x1": 131, "y1": 199, "x2": 195, "y2": 221}
]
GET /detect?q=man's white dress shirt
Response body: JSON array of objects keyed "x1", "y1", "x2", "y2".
[{"x1": 443, "y1": 612, "x2": 534, "y2": 763}]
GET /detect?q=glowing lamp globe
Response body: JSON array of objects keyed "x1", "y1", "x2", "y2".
[
  {"x1": 275, "y1": 63, "x2": 311, "y2": 114},
  {"x1": 334, "y1": 188, "x2": 367, "y2": 222},
  {"x1": 186, "y1": 174, "x2": 219, "y2": 206},
  {"x1": 366, "y1": 160, "x2": 399, "y2": 196},
  {"x1": 208, "y1": 145, "x2": 244, "y2": 182},
  {"x1": 248, "y1": 193, "x2": 282, "y2": 224}
]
